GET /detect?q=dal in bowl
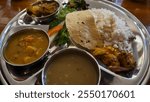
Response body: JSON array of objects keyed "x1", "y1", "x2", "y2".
[{"x1": 42, "y1": 48, "x2": 101, "y2": 85}]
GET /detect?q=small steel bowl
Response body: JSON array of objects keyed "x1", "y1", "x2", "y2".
[
  {"x1": 1, "y1": 28, "x2": 50, "y2": 70},
  {"x1": 26, "y1": 0, "x2": 60, "y2": 23},
  {"x1": 42, "y1": 47, "x2": 101, "y2": 85}
]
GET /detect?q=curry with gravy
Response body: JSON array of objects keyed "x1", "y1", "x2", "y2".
[{"x1": 3, "y1": 29, "x2": 49, "y2": 65}]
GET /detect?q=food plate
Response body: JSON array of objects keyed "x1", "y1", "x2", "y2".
[{"x1": 0, "y1": 0, "x2": 150, "y2": 85}]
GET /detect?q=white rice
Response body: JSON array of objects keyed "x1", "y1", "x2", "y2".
[{"x1": 90, "y1": 8, "x2": 135, "y2": 51}]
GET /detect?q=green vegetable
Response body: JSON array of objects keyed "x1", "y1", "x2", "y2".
[
  {"x1": 69, "y1": 0, "x2": 89, "y2": 10},
  {"x1": 54, "y1": 25, "x2": 69, "y2": 46},
  {"x1": 49, "y1": 5, "x2": 76, "y2": 29},
  {"x1": 57, "y1": 7, "x2": 76, "y2": 20},
  {"x1": 49, "y1": 19, "x2": 63, "y2": 29},
  {"x1": 50, "y1": 0, "x2": 89, "y2": 46},
  {"x1": 55, "y1": 0, "x2": 88, "y2": 21}
]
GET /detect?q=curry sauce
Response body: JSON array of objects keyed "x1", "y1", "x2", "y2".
[{"x1": 4, "y1": 29, "x2": 49, "y2": 65}]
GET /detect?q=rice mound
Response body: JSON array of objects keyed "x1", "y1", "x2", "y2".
[
  {"x1": 90, "y1": 8, "x2": 134, "y2": 51},
  {"x1": 66, "y1": 8, "x2": 134, "y2": 51}
]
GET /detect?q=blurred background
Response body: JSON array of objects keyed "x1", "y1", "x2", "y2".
[{"x1": 0, "y1": 0, "x2": 37, "y2": 32}]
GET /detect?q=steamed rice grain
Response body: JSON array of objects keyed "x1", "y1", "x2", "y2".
[{"x1": 90, "y1": 8, "x2": 135, "y2": 51}]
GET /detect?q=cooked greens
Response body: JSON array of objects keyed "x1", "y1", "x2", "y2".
[
  {"x1": 49, "y1": 19, "x2": 63, "y2": 29},
  {"x1": 68, "y1": 0, "x2": 89, "y2": 10},
  {"x1": 57, "y1": 7, "x2": 76, "y2": 20},
  {"x1": 54, "y1": 25, "x2": 69, "y2": 46},
  {"x1": 62, "y1": 0, "x2": 89, "y2": 20},
  {"x1": 49, "y1": 0, "x2": 89, "y2": 45}
]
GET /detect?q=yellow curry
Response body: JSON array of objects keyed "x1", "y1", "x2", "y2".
[{"x1": 4, "y1": 29, "x2": 49, "y2": 65}]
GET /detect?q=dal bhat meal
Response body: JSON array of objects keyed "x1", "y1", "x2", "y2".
[
  {"x1": 1, "y1": 0, "x2": 138, "y2": 85},
  {"x1": 66, "y1": 9, "x2": 135, "y2": 51},
  {"x1": 65, "y1": 8, "x2": 136, "y2": 72}
]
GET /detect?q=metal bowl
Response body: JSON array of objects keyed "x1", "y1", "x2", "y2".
[
  {"x1": 26, "y1": 0, "x2": 60, "y2": 23},
  {"x1": 1, "y1": 28, "x2": 50, "y2": 69},
  {"x1": 41, "y1": 47, "x2": 101, "y2": 85}
]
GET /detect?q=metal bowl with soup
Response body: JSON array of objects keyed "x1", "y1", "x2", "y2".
[
  {"x1": 42, "y1": 47, "x2": 101, "y2": 85},
  {"x1": 2, "y1": 28, "x2": 50, "y2": 67}
]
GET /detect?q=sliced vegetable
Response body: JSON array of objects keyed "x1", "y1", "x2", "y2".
[
  {"x1": 54, "y1": 25, "x2": 69, "y2": 45},
  {"x1": 49, "y1": 19, "x2": 63, "y2": 29},
  {"x1": 48, "y1": 25, "x2": 63, "y2": 36}
]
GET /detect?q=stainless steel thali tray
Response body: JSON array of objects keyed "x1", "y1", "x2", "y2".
[{"x1": 0, "y1": 0, "x2": 150, "y2": 85}]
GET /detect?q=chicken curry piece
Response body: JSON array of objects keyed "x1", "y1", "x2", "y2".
[
  {"x1": 4, "y1": 29, "x2": 49, "y2": 65},
  {"x1": 92, "y1": 46, "x2": 136, "y2": 72},
  {"x1": 27, "y1": 1, "x2": 59, "y2": 17}
]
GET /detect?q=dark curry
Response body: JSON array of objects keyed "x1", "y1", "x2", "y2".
[{"x1": 27, "y1": 1, "x2": 59, "y2": 17}]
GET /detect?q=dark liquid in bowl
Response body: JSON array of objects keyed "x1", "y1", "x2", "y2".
[{"x1": 46, "y1": 52, "x2": 99, "y2": 85}]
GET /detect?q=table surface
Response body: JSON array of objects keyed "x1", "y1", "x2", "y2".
[{"x1": 0, "y1": 0, "x2": 150, "y2": 85}]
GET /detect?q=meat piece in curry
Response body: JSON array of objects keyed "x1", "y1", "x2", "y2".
[
  {"x1": 92, "y1": 46, "x2": 136, "y2": 72},
  {"x1": 27, "y1": 1, "x2": 59, "y2": 17}
]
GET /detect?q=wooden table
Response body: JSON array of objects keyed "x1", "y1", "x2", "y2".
[{"x1": 0, "y1": 0, "x2": 150, "y2": 84}]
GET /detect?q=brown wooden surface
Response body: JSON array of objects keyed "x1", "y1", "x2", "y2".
[{"x1": 0, "y1": 0, "x2": 150, "y2": 84}]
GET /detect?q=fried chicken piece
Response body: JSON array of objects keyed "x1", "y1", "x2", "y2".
[
  {"x1": 118, "y1": 51, "x2": 136, "y2": 69},
  {"x1": 92, "y1": 46, "x2": 120, "y2": 57},
  {"x1": 92, "y1": 46, "x2": 136, "y2": 72},
  {"x1": 100, "y1": 53, "x2": 120, "y2": 67},
  {"x1": 92, "y1": 47, "x2": 120, "y2": 67}
]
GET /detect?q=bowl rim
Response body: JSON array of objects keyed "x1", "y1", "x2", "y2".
[
  {"x1": 1, "y1": 27, "x2": 50, "y2": 67},
  {"x1": 41, "y1": 47, "x2": 101, "y2": 85}
]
